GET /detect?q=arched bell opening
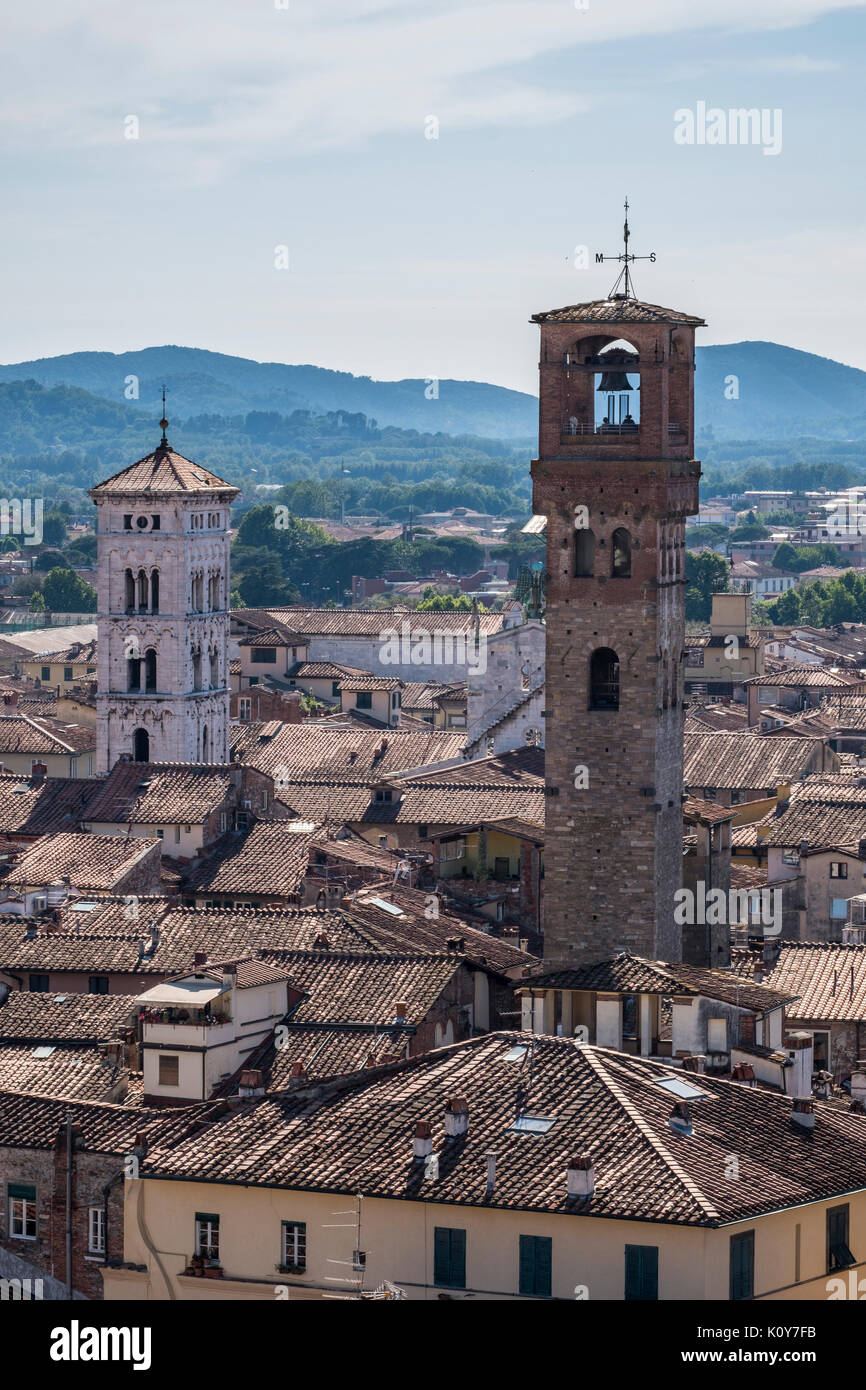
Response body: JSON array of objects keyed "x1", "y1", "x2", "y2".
[
  {"x1": 589, "y1": 647, "x2": 620, "y2": 711},
  {"x1": 133, "y1": 727, "x2": 149, "y2": 762}
]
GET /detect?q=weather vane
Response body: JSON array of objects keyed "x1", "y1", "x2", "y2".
[
  {"x1": 159, "y1": 385, "x2": 169, "y2": 447},
  {"x1": 595, "y1": 198, "x2": 656, "y2": 300}
]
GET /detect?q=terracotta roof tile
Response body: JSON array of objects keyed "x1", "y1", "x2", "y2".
[
  {"x1": 5, "y1": 831, "x2": 160, "y2": 892},
  {"x1": 684, "y1": 733, "x2": 823, "y2": 790},
  {"x1": 89, "y1": 444, "x2": 237, "y2": 496},
  {"x1": 731, "y1": 944, "x2": 866, "y2": 1022},
  {"x1": 530, "y1": 298, "x2": 705, "y2": 326}
]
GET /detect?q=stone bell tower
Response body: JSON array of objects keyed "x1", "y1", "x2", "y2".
[
  {"x1": 530, "y1": 230, "x2": 704, "y2": 967},
  {"x1": 89, "y1": 409, "x2": 238, "y2": 772}
]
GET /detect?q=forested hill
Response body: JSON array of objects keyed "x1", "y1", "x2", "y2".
[{"x1": 2, "y1": 339, "x2": 866, "y2": 443}]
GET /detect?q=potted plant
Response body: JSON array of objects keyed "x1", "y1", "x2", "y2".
[{"x1": 203, "y1": 1258, "x2": 223, "y2": 1278}]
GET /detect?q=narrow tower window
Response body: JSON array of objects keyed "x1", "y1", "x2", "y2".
[
  {"x1": 574, "y1": 529, "x2": 595, "y2": 578},
  {"x1": 125, "y1": 569, "x2": 135, "y2": 613},
  {"x1": 133, "y1": 728, "x2": 149, "y2": 762},
  {"x1": 611, "y1": 528, "x2": 631, "y2": 578},
  {"x1": 151, "y1": 570, "x2": 160, "y2": 614},
  {"x1": 192, "y1": 649, "x2": 202, "y2": 691},
  {"x1": 127, "y1": 654, "x2": 141, "y2": 692},
  {"x1": 137, "y1": 569, "x2": 148, "y2": 612},
  {"x1": 201, "y1": 725, "x2": 209, "y2": 762},
  {"x1": 589, "y1": 648, "x2": 620, "y2": 711},
  {"x1": 144, "y1": 648, "x2": 157, "y2": 693},
  {"x1": 210, "y1": 649, "x2": 219, "y2": 688}
]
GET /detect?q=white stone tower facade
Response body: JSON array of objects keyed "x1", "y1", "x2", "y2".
[{"x1": 89, "y1": 432, "x2": 239, "y2": 773}]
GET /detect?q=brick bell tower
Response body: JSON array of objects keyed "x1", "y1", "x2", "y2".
[{"x1": 531, "y1": 216, "x2": 704, "y2": 966}]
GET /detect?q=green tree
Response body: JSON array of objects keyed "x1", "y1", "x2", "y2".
[
  {"x1": 33, "y1": 548, "x2": 70, "y2": 572},
  {"x1": 685, "y1": 550, "x2": 730, "y2": 622},
  {"x1": 41, "y1": 567, "x2": 97, "y2": 613},
  {"x1": 40, "y1": 512, "x2": 68, "y2": 548},
  {"x1": 29, "y1": 589, "x2": 46, "y2": 613}
]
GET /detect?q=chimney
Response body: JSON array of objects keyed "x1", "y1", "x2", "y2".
[
  {"x1": 443, "y1": 1096, "x2": 469, "y2": 1138},
  {"x1": 193, "y1": 951, "x2": 208, "y2": 967},
  {"x1": 393, "y1": 1000, "x2": 408, "y2": 1023},
  {"x1": 566, "y1": 1154, "x2": 595, "y2": 1198},
  {"x1": 238, "y1": 1069, "x2": 265, "y2": 1097},
  {"x1": 445, "y1": 936, "x2": 465, "y2": 954},
  {"x1": 31, "y1": 762, "x2": 47, "y2": 784},
  {"x1": 3, "y1": 691, "x2": 18, "y2": 708},
  {"x1": 785, "y1": 1031, "x2": 814, "y2": 1101},
  {"x1": 519, "y1": 938, "x2": 529, "y2": 953},
  {"x1": 289, "y1": 1059, "x2": 308, "y2": 1083},
  {"x1": 412, "y1": 1120, "x2": 433, "y2": 1159},
  {"x1": 485, "y1": 1152, "x2": 496, "y2": 1194},
  {"x1": 790, "y1": 1097, "x2": 815, "y2": 1132},
  {"x1": 669, "y1": 1101, "x2": 693, "y2": 1136},
  {"x1": 850, "y1": 1062, "x2": 866, "y2": 1109}
]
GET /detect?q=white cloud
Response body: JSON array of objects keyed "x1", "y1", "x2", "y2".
[{"x1": 0, "y1": 0, "x2": 861, "y2": 165}]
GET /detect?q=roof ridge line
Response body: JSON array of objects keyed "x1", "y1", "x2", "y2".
[{"x1": 579, "y1": 1047, "x2": 722, "y2": 1224}]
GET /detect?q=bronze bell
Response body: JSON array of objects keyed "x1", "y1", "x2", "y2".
[{"x1": 597, "y1": 370, "x2": 634, "y2": 393}]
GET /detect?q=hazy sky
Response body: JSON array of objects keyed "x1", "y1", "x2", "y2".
[{"x1": 3, "y1": 0, "x2": 865, "y2": 393}]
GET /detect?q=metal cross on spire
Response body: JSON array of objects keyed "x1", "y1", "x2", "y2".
[
  {"x1": 159, "y1": 385, "x2": 169, "y2": 447},
  {"x1": 595, "y1": 198, "x2": 656, "y2": 301}
]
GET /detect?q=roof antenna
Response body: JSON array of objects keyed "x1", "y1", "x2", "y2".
[
  {"x1": 159, "y1": 386, "x2": 169, "y2": 448},
  {"x1": 595, "y1": 198, "x2": 656, "y2": 301}
]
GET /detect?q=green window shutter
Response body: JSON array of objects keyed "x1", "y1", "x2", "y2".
[
  {"x1": 434, "y1": 1226, "x2": 466, "y2": 1288},
  {"x1": 729, "y1": 1231, "x2": 754, "y2": 1300},
  {"x1": 625, "y1": 1244, "x2": 658, "y2": 1301},
  {"x1": 8, "y1": 1183, "x2": 36, "y2": 1201},
  {"x1": 519, "y1": 1235, "x2": 552, "y2": 1297}
]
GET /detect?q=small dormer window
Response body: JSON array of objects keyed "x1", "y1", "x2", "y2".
[{"x1": 375, "y1": 788, "x2": 393, "y2": 803}]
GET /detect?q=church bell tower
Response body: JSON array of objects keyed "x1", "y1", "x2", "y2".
[
  {"x1": 531, "y1": 212, "x2": 704, "y2": 966},
  {"x1": 89, "y1": 406, "x2": 239, "y2": 772}
]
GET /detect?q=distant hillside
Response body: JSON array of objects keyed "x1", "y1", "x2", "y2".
[
  {"x1": 1, "y1": 340, "x2": 866, "y2": 444},
  {"x1": 0, "y1": 346, "x2": 538, "y2": 442},
  {"x1": 695, "y1": 342, "x2": 866, "y2": 441}
]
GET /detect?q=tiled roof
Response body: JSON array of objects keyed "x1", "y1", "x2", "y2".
[
  {"x1": 683, "y1": 796, "x2": 736, "y2": 826},
  {"x1": 273, "y1": 950, "x2": 461, "y2": 1026},
  {"x1": 338, "y1": 676, "x2": 404, "y2": 692},
  {"x1": 83, "y1": 762, "x2": 241, "y2": 825},
  {"x1": 4, "y1": 832, "x2": 160, "y2": 891},
  {"x1": 684, "y1": 703, "x2": 751, "y2": 734},
  {"x1": 520, "y1": 952, "x2": 794, "y2": 1013},
  {"x1": 34, "y1": 640, "x2": 98, "y2": 665},
  {"x1": 0, "y1": 904, "x2": 368, "y2": 976},
  {"x1": 530, "y1": 298, "x2": 705, "y2": 326},
  {"x1": 731, "y1": 944, "x2": 866, "y2": 1022},
  {"x1": 0, "y1": 714, "x2": 95, "y2": 755},
  {"x1": 0, "y1": 774, "x2": 102, "y2": 835},
  {"x1": 729, "y1": 865, "x2": 768, "y2": 891},
  {"x1": 0, "y1": 1047, "x2": 132, "y2": 1104},
  {"x1": 230, "y1": 722, "x2": 465, "y2": 782},
  {"x1": 89, "y1": 444, "x2": 236, "y2": 495},
  {"x1": 746, "y1": 666, "x2": 864, "y2": 688},
  {"x1": 401, "y1": 681, "x2": 466, "y2": 712},
  {"x1": 683, "y1": 733, "x2": 822, "y2": 790},
  {"x1": 257, "y1": 607, "x2": 505, "y2": 638},
  {"x1": 0, "y1": 1088, "x2": 212, "y2": 1152},
  {"x1": 140, "y1": 1033, "x2": 866, "y2": 1226},
  {"x1": 288, "y1": 662, "x2": 371, "y2": 679},
  {"x1": 241, "y1": 627, "x2": 302, "y2": 649},
  {"x1": 0, "y1": 990, "x2": 138, "y2": 1043},
  {"x1": 824, "y1": 694, "x2": 866, "y2": 732},
  {"x1": 262, "y1": 1024, "x2": 411, "y2": 1087},
  {"x1": 759, "y1": 800, "x2": 866, "y2": 850},
  {"x1": 278, "y1": 780, "x2": 545, "y2": 828},
  {"x1": 346, "y1": 886, "x2": 535, "y2": 973},
  {"x1": 184, "y1": 821, "x2": 317, "y2": 897}
]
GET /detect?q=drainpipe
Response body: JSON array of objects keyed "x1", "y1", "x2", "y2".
[
  {"x1": 65, "y1": 1117, "x2": 73, "y2": 1298},
  {"x1": 102, "y1": 1166, "x2": 126, "y2": 1271}
]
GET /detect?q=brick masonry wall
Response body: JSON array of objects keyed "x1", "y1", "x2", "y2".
[{"x1": 531, "y1": 314, "x2": 700, "y2": 968}]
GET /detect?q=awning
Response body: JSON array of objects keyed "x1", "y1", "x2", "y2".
[{"x1": 135, "y1": 979, "x2": 226, "y2": 1006}]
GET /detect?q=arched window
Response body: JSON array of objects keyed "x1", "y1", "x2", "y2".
[
  {"x1": 574, "y1": 529, "x2": 595, "y2": 578},
  {"x1": 192, "y1": 649, "x2": 202, "y2": 691},
  {"x1": 201, "y1": 725, "x2": 209, "y2": 762},
  {"x1": 589, "y1": 647, "x2": 620, "y2": 710},
  {"x1": 611, "y1": 528, "x2": 631, "y2": 578},
  {"x1": 210, "y1": 649, "x2": 219, "y2": 688},
  {"x1": 125, "y1": 569, "x2": 135, "y2": 613},
  {"x1": 144, "y1": 648, "x2": 157, "y2": 693},
  {"x1": 133, "y1": 727, "x2": 149, "y2": 762},
  {"x1": 127, "y1": 654, "x2": 141, "y2": 691},
  {"x1": 151, "y1": 570, "x2": 160, "y2": 614},
  {"x1": 137, "y1": 569, "x2": 148, "y2": 611}
]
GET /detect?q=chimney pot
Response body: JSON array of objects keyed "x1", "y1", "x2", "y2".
[
  {"x1": 289, "y1": 1059, "x2": 308, "y2": 1081},
  {"x1": 393, "y1": 1000, "x2": 408, "y2": 1022},
  {"x1": 790, "y1": 1096, "x2": 815, "y2": 1131},
  {"x1": 412, "y1": 1120, "x2": 434, "y2": 1158},
  {"x1": 31, "y1": 762, "x2": 47, "y2": 784},
  {"x1": 567, "y1": 1154, "x2": 595, "y2": 1197},
  {"x1": 444, "y1": 1096, "x2": 470, "y2": 1137}
]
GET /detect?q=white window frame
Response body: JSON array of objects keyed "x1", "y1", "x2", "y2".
[
  {"x1": 281, "y1": 1220, "x2": 306, "y2": 1270},
  {"x1": 9, "y1": 1191, "x2": 37, "y2": 1240},
  {"x1": 195, "y1": 1216, "x2": 220, "y2": 1261},
  {"x1": 88, "y1": 1205, "x2": 106, "y2": 1255}
]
